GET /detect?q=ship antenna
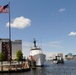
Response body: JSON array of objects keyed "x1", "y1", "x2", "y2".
[{"x1": 33, "y1": 38, "x2": 36, "y2": 47}]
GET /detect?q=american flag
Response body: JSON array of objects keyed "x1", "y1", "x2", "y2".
[{"x1": 0, "y1": 4, "x2": 9, "y2": 13}]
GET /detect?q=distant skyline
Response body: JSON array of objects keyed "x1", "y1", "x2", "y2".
[{"x1": 0, "y1": 0, "x2": 76, "y2": 58}]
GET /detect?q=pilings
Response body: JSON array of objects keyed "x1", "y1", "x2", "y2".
[
  {"x1": 30, "y1": 60, "x2": 36, "y2": 69},
  {"x1": 26, "y1": 59, "x2": 36, "y2": 69}
]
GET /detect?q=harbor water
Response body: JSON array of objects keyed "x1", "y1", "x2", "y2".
[{"x1": 1, "y1": 60, "x2": 76, "y2": 75}]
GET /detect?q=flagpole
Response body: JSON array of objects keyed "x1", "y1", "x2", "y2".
[{"x1": 8, "y1": 2, "x2": 12, "y2": 64}]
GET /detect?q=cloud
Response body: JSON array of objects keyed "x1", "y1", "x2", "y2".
[
  {"x1": 58, "y1": 8, "x2": 66, "y2": 12},
  {"x1": 69, "y1": 32, "x2": 76, "y2": 36},
  {"x1": 6, "y1": 16, "x2": 31, "y2": 29},
  {"x1": 49, "y1": 41, "x2": 62, "y2": 48}
]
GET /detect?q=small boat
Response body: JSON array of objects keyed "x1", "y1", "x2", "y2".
[{"x1": 52, "y1": 56, "x2": 64, "y2": 64}]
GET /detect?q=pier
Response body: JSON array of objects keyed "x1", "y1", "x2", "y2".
[{"x1": 0, "y1": 60, "x2": 31, "y2": 73}]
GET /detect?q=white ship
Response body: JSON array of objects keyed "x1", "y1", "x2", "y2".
[{"x1": 29, "y1": 38, "x2": 46, "y2": 66}]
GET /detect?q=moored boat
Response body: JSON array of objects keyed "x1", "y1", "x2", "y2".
[
  {"x1": 29, "y1": 38, "x2": 46, "y2": 66},
  {"x1": 52, "y1": 56, "x2": 64, "y2": 64}
]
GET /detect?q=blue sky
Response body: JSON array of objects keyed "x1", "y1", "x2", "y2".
[{"x1": 0, "y1": 0, "x2": 76, "y2": 58}]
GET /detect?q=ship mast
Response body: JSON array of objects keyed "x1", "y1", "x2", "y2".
[{"x1": 33, "y1": 38, "x2": 36, "y2": 47}]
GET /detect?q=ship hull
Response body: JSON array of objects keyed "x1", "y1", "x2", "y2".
[{"x1": 33, "y1": 54, "x2": 46, "y2": 66}]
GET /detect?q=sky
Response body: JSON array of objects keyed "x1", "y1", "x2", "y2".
[{"x1": 0, "y1": 0, "x2": 76, "y2": 58}]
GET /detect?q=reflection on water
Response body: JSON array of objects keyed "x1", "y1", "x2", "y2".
[{"x1": 1, "y1": 60, "x2": 76, "y2": 75}]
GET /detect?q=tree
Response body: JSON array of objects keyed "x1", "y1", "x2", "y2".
[
  {"x1": 16, "y1": 50, "x2": 23, "y2": 61},
  {"x1": 0, "y1": 52, "x2": 5, "y2": 71},
  {"x1": 16, "y1": 50, "x2": 23, "y2": 69}
]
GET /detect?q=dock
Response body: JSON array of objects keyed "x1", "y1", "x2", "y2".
[{"x1": 0, "y1": 60, "x2": 31, "y2": 73}]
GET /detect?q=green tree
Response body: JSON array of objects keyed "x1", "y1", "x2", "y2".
[
  {"x1": 16, "y1": 50, "x2": 23, "y2": 69},
  {"x1": 16, "y1": 50, "x2": 23, "y2": 61},
  {"x1": 0, "y1": 52, "x2": 5, "y2": 71}
]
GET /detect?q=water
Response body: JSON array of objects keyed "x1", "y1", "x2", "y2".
[{"x1": 1, "y1": 60, "x2": 76, "y2": 75}]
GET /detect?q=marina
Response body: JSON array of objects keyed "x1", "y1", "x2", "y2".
[{"x1": 0, "y1": 0, "x2": 76, "y2": 75}]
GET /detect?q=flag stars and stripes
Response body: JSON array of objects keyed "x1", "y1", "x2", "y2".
[{"x1": 0, "y1": 4, "x2": 9, "y2": 13}]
